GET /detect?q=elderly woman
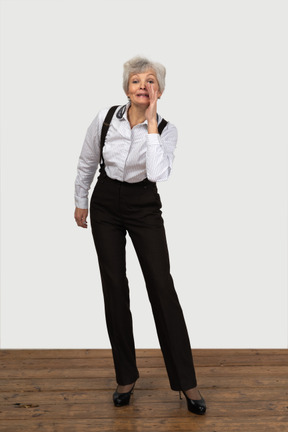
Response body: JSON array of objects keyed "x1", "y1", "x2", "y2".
[{"x1": 74, "y1": 56, "x2": 206, "y2": 415}]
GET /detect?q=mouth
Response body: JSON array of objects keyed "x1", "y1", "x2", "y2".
[{"x1": 137, "y1": 93, "x2": 149, "y2": 98}]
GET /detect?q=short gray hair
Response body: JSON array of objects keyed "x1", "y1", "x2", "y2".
[{"x1": 123, "y1": 56, "x2": 166, "y2": 94}]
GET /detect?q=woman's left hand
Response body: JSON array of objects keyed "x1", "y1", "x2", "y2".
[
  {"x1": 145, "y1": 83, "x2": 159, "y2": 133},
  {"x1": 145, "y1": 83, "x2": 158, "y2": 121}
]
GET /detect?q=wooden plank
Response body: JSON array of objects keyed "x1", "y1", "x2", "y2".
[
  {"x1": 0, "y1": 365, "x2": 288, "y2": 379},
  {"x1": 1, "y1": 387, "x2": 288, "y2": 405},
  {"x1": 0, "y1": 417, "x2": 287, "y2": 432},
  {"x1": 0, "y1": 349, "x2": 114, "y2": 359},
  {"x1": 0, "y1": 374, "x2": 287, "y2": 392},
  {"x1": 0, "y1": 400, "x2": 288, "y2": 420},
  {"x1": 0, "y1": 358, "x2": 161, "y2": 369},
  {"x1": 1, "y1": 348, "x2": 287, "y2": 360},
  {"x1": 1, "y1": 353, "x2": 288, "y2": 369}
]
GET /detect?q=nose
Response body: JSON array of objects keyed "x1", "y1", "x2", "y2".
[{"x1": 139, "y1": 81, "x2": 146, "y2": 89}]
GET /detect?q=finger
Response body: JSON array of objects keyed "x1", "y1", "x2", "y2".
[
  {"x1": 150, "y1": 85, "x2": 158, "y2": 104},
  {"x1": 80, "y1": 215, "x2": 87, "y2": 228},
  {"x1": 146, "y1": 82, "x2": 151, "y2": 98},
  {"x1": 75, "y1": 214, "x2": 87, "y2": 228},
  {"x1": 147, "y1": 83, "x2": 154, "y2": 100},
  {"x1": 78, "y1": 220, "x2": 87, "y2": 228}
]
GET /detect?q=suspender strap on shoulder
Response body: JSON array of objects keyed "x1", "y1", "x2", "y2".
[
  {"x1": 158, "y1": 118, "x2": 168, "y2": 135},
  {"x1": 100, "y1": 105, "x2": 120, "y2": 164}
]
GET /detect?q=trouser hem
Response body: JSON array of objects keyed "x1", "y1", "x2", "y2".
[{"x1": 116, "y1": 373, "x2": 140, "y2": 387}]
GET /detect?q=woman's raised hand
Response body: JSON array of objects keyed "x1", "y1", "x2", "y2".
[
  {"x1": 145, "y1": 83, "x2": 159, "y2": 133},
  {"x1": 74, "y1": 207, "x2": 88, "y2": 228}
]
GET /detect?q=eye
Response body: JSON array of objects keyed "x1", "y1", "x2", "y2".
[
  {"x1": 148, "y1": 80, "x2": 154, "y2": 84},
  {"x1": 132, "y1": 80, "x2": 138, "y2": 83}
]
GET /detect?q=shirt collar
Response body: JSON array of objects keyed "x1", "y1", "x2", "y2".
[
  {"x1": 117, "y1": 101, "x2": 159, "y2": 125},
  {"x1": 115, "y1": 101, "x2": 130, "y2": 121}
]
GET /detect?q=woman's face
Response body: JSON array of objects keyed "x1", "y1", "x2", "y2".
[{"x1": 126, "y1": 69, "x2": 162, "y2": 107}]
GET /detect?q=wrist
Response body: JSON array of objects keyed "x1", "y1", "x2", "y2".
[{"x1": 147, "y1": 119, "x2": 158, "y2": 134}]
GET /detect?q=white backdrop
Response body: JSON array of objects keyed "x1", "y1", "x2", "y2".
[{"x1": 1, "y1": 0, "x2": 287, "y2": 348}]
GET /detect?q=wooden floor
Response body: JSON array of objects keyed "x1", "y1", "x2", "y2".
[{"x1": 0, "y1": 349, "x2": 287, "y2": 431}]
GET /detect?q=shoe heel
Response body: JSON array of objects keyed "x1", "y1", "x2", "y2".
[{"x1": 180, "y1": 389, "x2": 206, "y2": 415}]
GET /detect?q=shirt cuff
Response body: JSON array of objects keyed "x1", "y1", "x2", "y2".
[
  {"x1": 146, "y1": 134, "x2": 161, "y2": 146},
  {"x1": 75, "y1": 196, "x2": 88, "y2": 209}
]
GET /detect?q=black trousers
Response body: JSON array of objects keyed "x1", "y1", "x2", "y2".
[{"x1": 90, "y1": 171, "x2": 197, "y2": 391}]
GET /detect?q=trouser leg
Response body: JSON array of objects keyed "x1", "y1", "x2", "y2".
[
  {"x1": 127, "y1": 204, "x2": 197, "y2": 391},
  {"x1": 90, "y1": 183, "x2": 139, "y2": 385}
]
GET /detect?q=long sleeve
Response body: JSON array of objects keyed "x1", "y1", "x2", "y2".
[
  {"x1": 74, "y1": 113, "x2": 102, "y2": 209},
  {"x1": 146, "y1": 122, "x2": 178, "y2": 182}
]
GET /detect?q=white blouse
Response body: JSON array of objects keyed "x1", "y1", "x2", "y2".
[{"x1": 74, "y1": 102, "x2": 178, "y2": 209}]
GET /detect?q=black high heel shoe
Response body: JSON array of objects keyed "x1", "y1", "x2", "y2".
[
  {"x1": 113, "y1": 383, "x2": 135, "y2": 407},
  {"x1": 179, "y1": 389, "x2": 206, "y2": 415}
]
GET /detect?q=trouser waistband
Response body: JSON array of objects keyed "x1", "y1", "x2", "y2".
[{"x1": 99, "y1": 170, "x2": 155, "y2": 187}]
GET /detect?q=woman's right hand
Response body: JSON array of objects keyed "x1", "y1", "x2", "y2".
[{"x1": 74, "y1": 207, "x2": 88, "y2": 228}]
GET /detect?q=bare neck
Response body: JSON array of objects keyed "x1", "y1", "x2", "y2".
[{"x1": 127, "y1": 104, "x2": 146, "y2": 128}]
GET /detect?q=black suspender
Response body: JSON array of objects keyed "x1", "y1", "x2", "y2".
[
  {"x1": 158, "y1": 118, "x2": 168, "y2": 135},
  {"x1": 100, "y1": 105, "x2": 119, "y2": 165},
  {"x1": 100, "y1": 105, "x2": 168, "y2": 166}
]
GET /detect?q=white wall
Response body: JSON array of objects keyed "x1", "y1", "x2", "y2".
[{"x1": 1, "y1": 0, "x2": 287, "y2": 348}]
